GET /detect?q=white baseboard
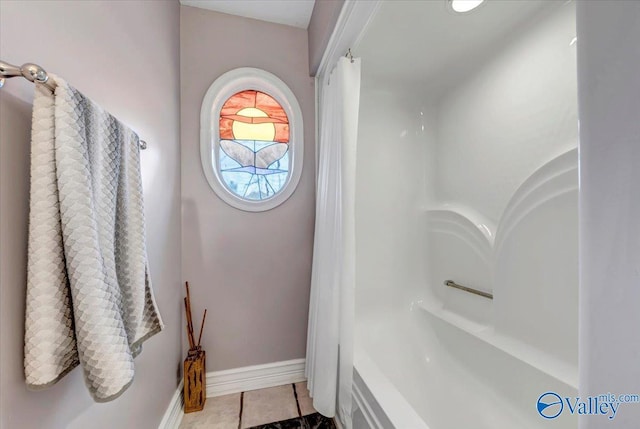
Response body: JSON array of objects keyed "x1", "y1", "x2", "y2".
[
  {"x1": 158, "y1": 380, "x2": 184, "y2": 429},
  {"x1": 206, "y1": 358, "x2": 306, "y2": 397}
]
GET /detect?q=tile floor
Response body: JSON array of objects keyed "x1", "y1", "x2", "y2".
[{"x1": 180, "y1": 382, "x2": 335, "y2": 429}]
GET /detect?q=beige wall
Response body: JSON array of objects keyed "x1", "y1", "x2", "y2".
[
  {"x1": 308, "y1": 0, "x2": 345, "y2": 76},
  {"x1": 180, "y1": 6, "x2": 315, "y2": 371},
  {"x1": 0, "y1": 2, "x2": 182, "y2": 429}
]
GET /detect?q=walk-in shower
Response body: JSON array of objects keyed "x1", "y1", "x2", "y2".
[{"x1": 353, "y1": 1, "x2": 578, "y2": 428}]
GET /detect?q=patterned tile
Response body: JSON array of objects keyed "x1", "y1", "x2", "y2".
[
  {"x1": 303, "y1": 413, "x2": 336, "y2": 429},
  {"x1": 246, "y1": 413, "x2": 335, "y2": 429},
  {"x1": 246, "y1": 416, "x2": 305, "y2": 429},
  {"x1": 241, "y1": 385, "x2": 299, "y2": 428},
  {"x1": 294, "y1": 382, "x2": 317, "y2": 416},
  {"x1": 180, "y1": 392, "x2": 241, "y2": 429}
]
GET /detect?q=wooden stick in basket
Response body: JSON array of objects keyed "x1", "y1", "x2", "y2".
[
  {"x1": 197, "y1": 309, "x2": 207, "y2": 347},
  {"x1": 185, "y1": 281, "x2": 192, "y2": 311},
  {"x1": 184, "y1": 297, "x2": 195, "y2": 349},
  {"x1": 185, "y1": 282, "x2": 196, "y2": 345},
  {"x1": 185, "y1": 282, "x2": 196, "y2": 336}
]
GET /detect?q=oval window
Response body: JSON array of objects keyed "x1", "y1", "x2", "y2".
[{"x1": 200, "y1": 68, "x2": 303, "y2": 211}]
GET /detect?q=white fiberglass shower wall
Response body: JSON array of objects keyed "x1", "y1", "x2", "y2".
[{"x1": 353, "y1": 1, "x2": 578, "y2": 428}]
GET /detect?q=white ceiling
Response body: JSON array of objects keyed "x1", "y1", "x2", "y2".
[
  {"x1": 357, "y1": 0, "x2": 563, "y2": 92},
  {"x1": 179, "y1": 0, "x2": 316, "y2": 29}
]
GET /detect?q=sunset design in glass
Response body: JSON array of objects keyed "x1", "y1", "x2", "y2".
[{"x1": 218, "y1": 90, "x2": 290, "y2": 200}]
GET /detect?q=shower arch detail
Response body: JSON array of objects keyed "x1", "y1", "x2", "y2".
[
  {"x1": 424, "y1": 147, "x2": 578, "y2": 382},
  {"x1": 200, "y1": 68, "x2": 304, "y2": 212},
  {"x1": 425, "y1": 147, "x2": 579, "y2": 258}
]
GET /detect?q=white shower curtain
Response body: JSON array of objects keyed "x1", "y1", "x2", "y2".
[{"x1": 306, "y1": 57, "x2": 361, "y2": 428}]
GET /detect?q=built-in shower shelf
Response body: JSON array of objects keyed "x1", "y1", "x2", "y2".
[
  {"x1": 417, "y1": 301, "x2": 578, "y2": 389},
  {"x1": 417, "y1": 300, "x2": 489, "y2": 334}
]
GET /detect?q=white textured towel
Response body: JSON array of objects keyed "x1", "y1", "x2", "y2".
[{"x1": 24, "y1": 76, "x2": 163, "y2": 402}]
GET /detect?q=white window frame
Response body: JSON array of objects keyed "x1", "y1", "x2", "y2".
[{"x1": 200, "y1": 67, "x2": 304, "y2": 212}]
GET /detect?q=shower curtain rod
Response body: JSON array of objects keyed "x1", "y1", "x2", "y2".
[{"x1": 0, "y1": 60, "x2": 148, "y2": 150}]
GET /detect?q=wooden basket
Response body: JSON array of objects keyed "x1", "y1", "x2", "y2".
[{"x1": 184, "y1": 349, "x2": 206, "y2": 413}]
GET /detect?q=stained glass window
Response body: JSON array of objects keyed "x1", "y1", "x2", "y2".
[
  {"x1": 218, "y1": 90, "x2": 290, "y2": 201},
  {"x1": 201, "y1": 67, "x2": 303, "y2": 212}
]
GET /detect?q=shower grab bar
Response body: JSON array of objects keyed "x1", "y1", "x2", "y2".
[
  {"x1": 0, "y1": 60, "x2": 147, "y2": 150},
  {"x1": 444, "y1": 280, "x2": 493, "y2": 299}
]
